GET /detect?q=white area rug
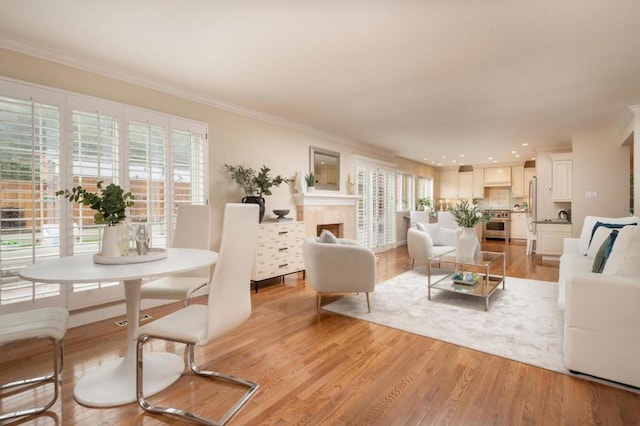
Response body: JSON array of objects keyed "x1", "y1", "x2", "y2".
[{"x1": 323, "y1": 267, "x2": 638, "y2": 392}]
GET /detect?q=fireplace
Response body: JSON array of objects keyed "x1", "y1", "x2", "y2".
[{"x1": 317, "y1": 223, "x2": 343, "y2": 238}]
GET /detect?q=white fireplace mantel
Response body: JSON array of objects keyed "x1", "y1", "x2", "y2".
[{"x1": 293, "y1": 192, "x2": 359, "y2": 206}]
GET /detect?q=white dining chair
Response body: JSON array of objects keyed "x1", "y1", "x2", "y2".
[
  {"x1": 135, "y1": 203, "x2": 259, "y2": 425},
  {"x1": 526, "y1": 214, "x2": 537, "y2": 255},
  {"x1": 140, "y1": 204, "x2": 211, "y2": 307},
  {"x1": 0, "y1": 307, "x2": 69, "y2": 422}
]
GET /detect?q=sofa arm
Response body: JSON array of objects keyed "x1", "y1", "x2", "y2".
[
  {"x1": 563, "y1": 237, "x2": 579, "y2": 255},
  {"x1": 564, "y1": 273, "x2": 640, "y2": 387}
]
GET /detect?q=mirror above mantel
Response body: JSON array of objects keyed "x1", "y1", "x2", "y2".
[{"x1": 310, "y1": 146, "x2": 340, "y2": 191}]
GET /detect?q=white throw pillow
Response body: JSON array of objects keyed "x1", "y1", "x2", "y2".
[
  {"x1": 578, "y1": 216, "x2": 639, "y2": 255},
  {"x1": 318, "y1": 229, "x2": 340, "y2": 244},
  {"x1": 417, "y1": 222, "x2": 442, "y2": 245},
  {"x1": 587, "y1": 226, "x2": 615, "y2": 259},
  {"x1": 602, "y1": 225, "x2": 640, "y2": 275}
]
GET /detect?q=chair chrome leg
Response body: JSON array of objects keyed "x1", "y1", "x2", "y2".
[
  {"x1": 137, "y1": 336, "x2": 259, "y2": 426},
  {"x1": 0, "y1": 337, "x2": 61, "y2": 422},
  {"x1": 316, "y1": 293, "x2": 321, "y2": 312},
  {"x1": 366, "y1": 293, "x2": 371, "y2": 313}
]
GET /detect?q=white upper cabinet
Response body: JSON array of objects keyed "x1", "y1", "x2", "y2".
[
  {"x1": 473, "y1": 168, "x2": 484, "y2": 198},
  {"x1": 439, "y1": 170, "x2": 458, "y2": 199},
  {"x1": 510, "y1": 166, "x2": 524, "y2": 197},
  {"x1": 551, "y1": 153, "x2": 572, "y2": 201},
  {"x1": 457, "y1": 171, "x2": 474, "y2": 198},
  {"x1": 483, "y1": 167, "x2": 511, "y2": 186}
]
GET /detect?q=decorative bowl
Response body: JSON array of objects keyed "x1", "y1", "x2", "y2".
[{"x1": 273, "y1": 209, "x2": 290, "y2": 219}]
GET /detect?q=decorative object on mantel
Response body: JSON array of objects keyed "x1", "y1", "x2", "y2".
[
  {"x1": 273, "y1": 209, "x2": 290, "y2": 220},
  {"x1": 304, "y1": 173, "x2": 315, "y2": 192},
  {"x1": 448, "y1": 200, "x2": 491, "y2": 259},
  {"x1": 346, "y1": 173, "x2": 355, "y2": 195},
  {"x1": 224, "y1": 164, "x2": 290, "y2": 223},
  {"x1": 294, "y1": 169, "x2": 305, "y2": 193},
  {"x1": 56, "y1": 181, "x2": 135, "y2": 258}
]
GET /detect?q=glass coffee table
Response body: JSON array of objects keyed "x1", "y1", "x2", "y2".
[{"x1": 428, "y1": 250, "x2": 506, "y2": 311}]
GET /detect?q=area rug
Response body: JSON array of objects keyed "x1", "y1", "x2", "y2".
[{"x1": 323, "y1": 267, "x2": 639, "y2": 392}]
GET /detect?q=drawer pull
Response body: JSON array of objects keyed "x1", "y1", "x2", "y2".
[
  {"x1": 278, "y1": 231, "x2": 289, "y2": 235},
  {"x1": 278, "y1": 263, "x2": 289, "y2": 268},
  {"x1": 278, "y1": 247, "x2": 289, "y2": 252}
]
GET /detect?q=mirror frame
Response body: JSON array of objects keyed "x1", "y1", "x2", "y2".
[{"x1": 309, "y1": 146, "x2": 340, "y2": 191}]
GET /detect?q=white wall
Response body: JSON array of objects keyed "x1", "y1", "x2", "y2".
[{"x1": 571, "y1": 130, "x2": 631, "y2": 236}]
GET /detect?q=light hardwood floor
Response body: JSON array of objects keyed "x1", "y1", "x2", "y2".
[{"x1": 2, "y1": 239, "x2": 639, "y2": 425}]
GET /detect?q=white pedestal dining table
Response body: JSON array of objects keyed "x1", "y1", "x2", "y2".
[{"x1": 19, "y1": 248, "x2": 218, "y2": 408}]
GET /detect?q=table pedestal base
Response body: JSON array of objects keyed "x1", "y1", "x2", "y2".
[{"x1": 74, "y1": 352, "x2": 183, "y2": 407}]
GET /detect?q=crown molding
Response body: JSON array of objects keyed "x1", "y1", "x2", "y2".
[
  {"x1": 0, "y1": 37, "x2": 393, "y2": 157},
  {"x1": 613, "y1": 105, "x2": 639, "y2": 146}
]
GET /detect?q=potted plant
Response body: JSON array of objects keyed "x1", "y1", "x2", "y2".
[
  {"x1": 57, "y1": 181, "x2": 135, "y2": 257},
  {"x1": 416, "y1": 197, "x2": 432, "y2": 211},
  {"x1": 448, "y1": 200, "x2": 491, "y2": 259},
  {"x1": 224, "y1": 164, "x2": 290, "y2": 222},
  {"x1": 304, "y1": 172, "x2": 315, "y2": 192}
]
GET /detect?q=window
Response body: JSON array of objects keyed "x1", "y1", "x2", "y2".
[
  {"x1": 355, "y1": 156, "x2": 396, "y2": 250},
  {"x1": 396, "y1": 172, "x2": 414, "y2": 211},
  {"x1": 417, "y1": 176, "x2": 434, "y2": 202},
  {"x1": 0, "y1": 79, "x2": 208, "y2": 313}
]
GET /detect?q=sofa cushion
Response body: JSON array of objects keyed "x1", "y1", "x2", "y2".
[
  {"x1": 591, "y1": 230, "x2": 618, "y2": 273},
  {"x1": 417, "y1": 222, "x2": 442, "y2": 245},
  {"x1": 558, "y1": 252, "x2": 593, "y2": 310},
  {"x1": 318, "y1": 229, "x2": 340, "y2": 244},
  {"x1": 603, "y1": 225, "x2": 640, "y2": 276},
  {"x1": 578, "y1": 216, "x2": 639, "y2": 255}
]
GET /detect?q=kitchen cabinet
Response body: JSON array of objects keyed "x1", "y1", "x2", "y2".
[
  {"x1": 511, "y1": 166, "x2": 524, "y2": 197},
  {"x1": 484, "y1": 167, "x2": 511, "y2": 187},
  {"x1": 473, "y1": 168, "x2": 485, "y2": 198},
  {"x1": 457, "y1": 171, "x2": 474, "y2": 198},
  {"x1": 510, "y1": 212, "x2": 527, "y2": 239},
  {"x1": 252, "y1": 221, "x2": 305, "y2": 288},
  {"x1": 523, "y1": 168, "x2": 536, "y2": 198},
  {"x1": 439, "y1": 170, "x2": 458, "y2": 199},
  {"x1": 551, "y1": 153, "x2": 572, "y2": 201},
  {"x1": 536, "y1": 223, "x2": 571, "y2": 256}
]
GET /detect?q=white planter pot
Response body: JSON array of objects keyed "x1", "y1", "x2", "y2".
[
  {"x1": 456, "y1": 227, "x2": 479, "y2": 260},
  {"x1": 101, "y1": 224, "x2": 122, "y2": 257}
]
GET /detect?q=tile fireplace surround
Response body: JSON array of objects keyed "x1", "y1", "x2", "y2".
[{"x1": 294, "y1": 192, "x2": 359, "y2": 240}]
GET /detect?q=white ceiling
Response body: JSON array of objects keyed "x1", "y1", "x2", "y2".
[{"x1": 2, "y1": 1, "x2": 640, "y2": 167}]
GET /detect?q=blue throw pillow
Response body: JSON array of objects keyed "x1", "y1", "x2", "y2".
[
  {"x1": 588, "y1": 221, "x2": 636, "y2": 249},
  {"x1": 591, "y1": 229, "x2": 619, "y2": 273}
]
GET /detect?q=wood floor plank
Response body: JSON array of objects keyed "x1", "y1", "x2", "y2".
[{"x1": 2, "y1": 241, "x2": 639, "y2": 425}]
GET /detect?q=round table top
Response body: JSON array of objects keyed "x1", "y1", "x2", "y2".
[{"x1": 19, "y1": 248, "x2": 218, "y2": 283}]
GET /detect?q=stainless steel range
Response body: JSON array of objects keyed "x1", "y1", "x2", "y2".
[{"x1": 483, "y1": 210, "x2": 511, "y2": 242}]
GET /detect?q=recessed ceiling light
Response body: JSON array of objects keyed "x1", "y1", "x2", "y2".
[
  {"x1": 423, "y1": 157, "x2": 428, "y2": 161},
  {"x1": 511, "y1": 150, "x2": 517, "y2": 154},
  {"x1": 441, "y1": 156, "x2": 446, "y2": 159},
  {"x1": 438, "y1": 163, "x2": 442, "y2": 166},
  {"x1": 488, "y1": 157, "x2": 493, "y2": 160},
  {"x1": 515, "y1": 154, "x2": 520, "y2": 158},
  {"x1": 452, "y1": 160, "x2": 457, "y2": 163},
  {"x1": 459, "y1": 154, "x2": 465, "y2": 158},
  {"x1": 493, "y1": 160, "x2": 498, "y2": 163},
  {"x1": 522, "y1": 143, "x2": 528, "y2": 146}
]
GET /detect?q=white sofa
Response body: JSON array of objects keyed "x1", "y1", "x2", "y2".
[{"x1": 559, "y1": 216, "x2": 640, "y2": 388}]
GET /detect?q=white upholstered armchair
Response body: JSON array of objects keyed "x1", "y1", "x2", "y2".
[
  {"x1": 407, "y1": 225, "x2": 457, "y2": 269},
  {"x1": 303, "y1": 237, "x2": 376, "y2": 312}
]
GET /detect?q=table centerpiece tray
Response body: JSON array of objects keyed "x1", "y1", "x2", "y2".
[{"x1": 93, "y1": 248, "x2": 167, "y2": 265}]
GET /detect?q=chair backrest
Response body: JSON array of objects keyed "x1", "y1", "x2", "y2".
[
  {"x1": 526, "y1": 214, "x2": 535, "y2": 234},
  {"x1": 172, "y1": 204, "x2": 211, "y2": 249},
  {"x1": 205, "y1": 203, "x2": 259, "y2": 342},
  {"x1": 172, "y1": 205, "x2": 211, "y2": 279}
]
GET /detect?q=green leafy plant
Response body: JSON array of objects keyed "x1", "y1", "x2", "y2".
[
  {"x1": 56, "y1": 181, "x2": 135, "y2": 225},
  {"x1": 304, "y1": 173, "x2": 315, "y2": 187},
  {"x1": 416, "y1": 197, "x2": 432, "y2": 211},
  {"x1": 224, "y1": 164, "x2": 290, "y2": 196},
  {"x1": 448, "y1": 200, "x2": 491, "y2": 227}
]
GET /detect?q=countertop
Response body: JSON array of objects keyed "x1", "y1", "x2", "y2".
[{"x1": 535, "y1": 219, "x2": 571, "y2": 225}]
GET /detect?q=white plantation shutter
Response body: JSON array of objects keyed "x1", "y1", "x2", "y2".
[
  {"x1": 355, "y1": 156, "x2": 396, "y2": 250},
  {"x1": 0, "y1": 84, "x2": 65, "y2": 311},
  {"x1": 0, "y1": 78, "x2": 208, "y2": 314}
]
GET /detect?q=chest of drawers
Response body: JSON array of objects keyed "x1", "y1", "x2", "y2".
[{"x1": 251, "y1": 221, "x2": 305, "y2": 288}]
